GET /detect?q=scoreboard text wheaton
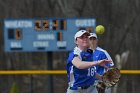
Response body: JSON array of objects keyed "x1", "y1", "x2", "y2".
[{"x1": 4, "y1": 18, "x2": 96, "y2": 52}]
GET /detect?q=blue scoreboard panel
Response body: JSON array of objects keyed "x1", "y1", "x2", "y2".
[{"x1": 4, "y1": 18, "x2": 96, "y2": 52}]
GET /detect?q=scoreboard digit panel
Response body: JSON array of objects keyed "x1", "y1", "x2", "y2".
[{"x1": 4, "y1": 18, "x2": 96, "y2": 52}]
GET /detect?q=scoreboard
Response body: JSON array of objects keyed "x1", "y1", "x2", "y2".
[{"x1": 4, "y1": 18, "x2": 96, "y2": 52}]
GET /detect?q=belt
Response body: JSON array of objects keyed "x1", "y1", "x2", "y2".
[{"x1": 70, "y1": 85, "x2": 90, "y2": 90}]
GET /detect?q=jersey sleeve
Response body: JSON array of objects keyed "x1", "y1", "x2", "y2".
[
  {"x1": 99, "y1": 52, "x2": 112, "y2": 67},
  {"x1": 67, "y1": 51, "x2": 75, "y2": 64},
  {"x1": 103, "y1": 50, "x2": 114, "y2": 66}
]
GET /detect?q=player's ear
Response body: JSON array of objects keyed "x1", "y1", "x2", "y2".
[{"x1": 74, "y1": 39, "x2": 78, "y2": 44}]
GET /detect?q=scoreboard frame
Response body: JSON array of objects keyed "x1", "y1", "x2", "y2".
[{"x1": 4, "y1": 18, "x2": 96, "y2": 52}]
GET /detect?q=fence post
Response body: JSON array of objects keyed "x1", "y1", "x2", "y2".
[{"x1": 47, "y1": 52, "x2": 53, "y2": 93}]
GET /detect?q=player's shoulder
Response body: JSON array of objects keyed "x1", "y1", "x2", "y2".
[
  {"x1": 68, "y1": 50, "x2": 74, "y2": 56},
  {"x1": 96, "y1": 47, "x2": 111, "y2": 56},
  {"x1": 95, "y1": 47, "x2": 105, "y2": 54},
  {"x1": 94, "y1": 48, "x2": 107, "y2": 58},
  {"x1": 67, "y1": 50, "x2": 75, "y2": 59},
  {"x1": 96, "y1": 47, "x2": 107, "y2": 52}
]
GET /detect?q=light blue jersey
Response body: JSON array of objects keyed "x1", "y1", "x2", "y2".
[
  {"x1": 96, "y1": 47, "x2": 114, "y2": 66},
  {"x1": 66, "y1": 49, "x2": 96, "y2": 90},
  {"x1": 93, "y1": 47, "x2": 114, "y2": 75},
  {"x1": 92, "y1": 47, "x2": 114, "y2": 93}
]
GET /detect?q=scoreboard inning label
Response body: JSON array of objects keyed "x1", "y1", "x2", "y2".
[{"x1": 4, "y1": 18, "x2": 96, "y2": 52}]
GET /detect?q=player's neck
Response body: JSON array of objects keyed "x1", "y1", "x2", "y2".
[{"x1": 90, "y1": 46, "x2": 96, "y2": 50}]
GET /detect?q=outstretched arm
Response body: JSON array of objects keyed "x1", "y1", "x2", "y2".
[{"x1": 72, "y1": 56, "x2": 112, "y2": 69}]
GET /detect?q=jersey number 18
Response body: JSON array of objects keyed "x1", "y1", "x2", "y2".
[{"x1": 87, "y1": 67, "x2": 95, "y2": 77}]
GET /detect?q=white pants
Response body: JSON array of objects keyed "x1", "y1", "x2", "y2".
[
  {"x1": 105, "y1": 88, "x2": 111, "y2": 93},
  {"x1": 66, "y1": 85, "x2": 98, "y2": 93}
]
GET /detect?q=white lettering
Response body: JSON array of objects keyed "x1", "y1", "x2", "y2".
[
  {"x1": 75, "y1": 19, "x2": 95, "y2": 27},
  {"x1": 5, "y1": 20, "x2": 33, "y2": 28},
  {"x1": 57, "y1": 41, "x2": 66, "y2": 47},
  {"x1": 10, "y1": 42, "x2": 22, "y2": 48},
  {"x1": 37, "y1": 34, "x2": 55, "y2": 40},
  {"x1": 33, "y1": 41, "x2": 49, "y2": 47}
]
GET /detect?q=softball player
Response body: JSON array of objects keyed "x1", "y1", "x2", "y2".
[
  {"x1": 89, "y1": 33, "x2": 114, "y2": 93},
  {"x1": 66, "y1": 30, "x2": 112, "y2": 93}
]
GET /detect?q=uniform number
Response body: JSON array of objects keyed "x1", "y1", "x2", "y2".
[{"x1": 87, "y1": 68, "x2": 95, "y2": 76}]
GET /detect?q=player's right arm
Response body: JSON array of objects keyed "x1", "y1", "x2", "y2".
[{"x1": 72, "y1": 56, "x2": 112, "y2": 69}]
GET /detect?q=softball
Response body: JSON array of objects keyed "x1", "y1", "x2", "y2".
[{"x1": 95, "y1": 25, "x2": 105, "y2": 35}]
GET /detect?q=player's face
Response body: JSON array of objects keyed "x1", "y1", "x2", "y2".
[
  {"x1": 89, "y1": 37, "x2": 97, "y2": 48},
  {"x1": 76, "y1": 33, "x2": 90, "y2": 49}
]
